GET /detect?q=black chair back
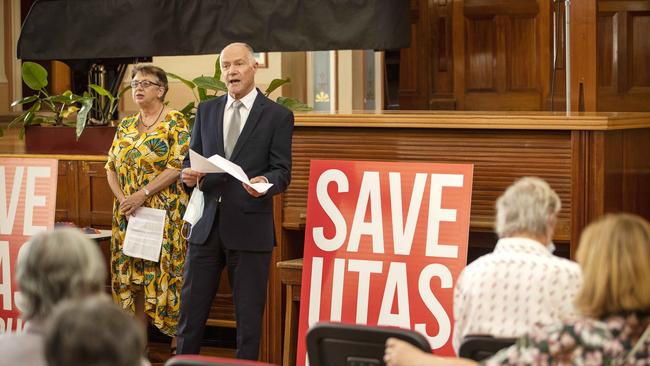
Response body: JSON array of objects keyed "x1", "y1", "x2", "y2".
[
  {"x1": 306, "y1": 322, "x2": 431, "y2": 366},
  {"x1": 458, "y1": 335, "x2": 517, "y2": 361},
  {"x1": 164, "y1": 355, "x2": 275, "y2": 366}
]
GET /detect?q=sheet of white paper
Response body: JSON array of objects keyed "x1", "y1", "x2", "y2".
[
  {"x1": 207, "y1": 153, "x2": 273, "y2": 193},
  {"x1": 123, "y1": 207, "x2": 166, "y2": 262},
  {"x1": 189, "y1": 149, "x2": 225, "y2": 173},
  {"x1": 188, "y1": 149, "x2": 273, "y2": 194}
]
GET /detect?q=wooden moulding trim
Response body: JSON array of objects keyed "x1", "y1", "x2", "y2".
[
  {"x1": 0, "y1": 153, "x2": 108, "y2": 161},
  {"x1": 294, "y1": 112, "x2": 650, "y2": 130}
]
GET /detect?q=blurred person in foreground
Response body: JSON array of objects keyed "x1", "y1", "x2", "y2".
[
  {"x1": 0, "y1": 228, "x2": 106, "y2": 366},
  {"x1": 451, "y1": 177, "x2": 582, "y2": 352},
  {"x1": 44, "y1": 295, "x2": 149, "y2": 366},
  {"x1": 105, "y1": 64, "x2": 190, "y2": 346},
  {"x1": 385, "y1": 213, "x2": 650, "y2": 365}
]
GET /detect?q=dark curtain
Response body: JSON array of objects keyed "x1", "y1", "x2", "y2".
[{"x1": 18, "y1": 0, "x2": 410, "y2": 60}]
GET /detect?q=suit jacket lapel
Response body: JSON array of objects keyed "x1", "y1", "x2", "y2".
[
  {"x1": 230, "y1": 91, "x2": 266, "y2": 161},
  {"x1": 214, "y1": 97, "x2": 226, "y2": 157}
]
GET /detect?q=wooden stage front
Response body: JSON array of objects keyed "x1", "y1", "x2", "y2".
[{"x1": 2, "y1": 111, "x2": 650, "y2": 365}]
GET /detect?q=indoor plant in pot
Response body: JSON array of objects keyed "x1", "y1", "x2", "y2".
[{"x1": 5, "y1": 61, "x2": 126, "y2": 155}]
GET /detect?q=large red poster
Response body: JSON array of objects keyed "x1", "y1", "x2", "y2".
[
  {"x1": 296, "y1": 160, "x2": 473, "y2": 364},
  {"x1": 0, "y1": 158, "x2": 58, "y2": 332}
]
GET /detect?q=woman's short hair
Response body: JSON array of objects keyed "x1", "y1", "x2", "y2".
[
  {"x1": 44, "y1": 296, "x2": 146, "y2": 366},
  {"x1": 131, "y1": 64, "x2": 169, "y2": 101},
  {"x1": 16, "y1": 228, "x2": 106, "y2": 321},
  {"x1": 575, "y1": 213, "x2": 650, "y2": 318},
  {"x1": 494, "y1": 177, "x2": 562, "y2": 238}
]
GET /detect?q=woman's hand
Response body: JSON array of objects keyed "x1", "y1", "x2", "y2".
[
  {"x1": 119, "y1": 190, "x2": 147, "y2": 217},
  {"x1": 384, "y1": 338, "x2": 436, "y2": 366},
  {"x1": 384, "y1": 338, "x2": 478, "y2": 366}
]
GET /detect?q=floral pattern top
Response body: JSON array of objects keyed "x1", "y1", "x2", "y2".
[{"x1": 484, "y1": 312, "x2": 650, "y2": 365}]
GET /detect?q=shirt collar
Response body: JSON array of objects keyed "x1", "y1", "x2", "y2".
[
  {"x1": 493, "y1": 237, "x2": 552, "y2": 257},
  {"x1": 226, "y1": 88, "x2": 258, "y2": 111}
]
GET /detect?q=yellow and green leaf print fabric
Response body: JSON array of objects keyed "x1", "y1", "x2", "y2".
[{"x1": 105, "y1": 110, "x2": 190, "y2": 336}]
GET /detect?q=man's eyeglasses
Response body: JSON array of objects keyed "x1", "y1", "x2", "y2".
[{"x1": 130, "y1": 80, "x2": 161, "y2": 89}]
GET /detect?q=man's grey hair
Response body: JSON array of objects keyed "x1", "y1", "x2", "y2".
[
  {"x1": 495, "y1": 177, "x2": 561, "y2": 238},
  {"x1": 16, "y1": 228, "x2": 106, "y2": 321},
  {"x1": 220, "y1": 42, "x2": 256, "y2": 64}
]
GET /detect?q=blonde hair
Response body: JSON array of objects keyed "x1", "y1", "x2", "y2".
[{"x1": 575, "y1": 213, "x2": 650, "y2": 318}]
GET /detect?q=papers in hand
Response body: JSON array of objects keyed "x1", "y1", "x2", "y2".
[
  {"x1": 123, "y1": 207, "x2": 166, "y2": 262},
  {"x1": 189, "y1": 149, "x2": 273, "y2": 194}
]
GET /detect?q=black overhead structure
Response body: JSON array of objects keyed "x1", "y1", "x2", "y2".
[
  {"x1": 17, "y1": 0, "x2": 409, "y2": 116},
  {"x1": 18, "y1": 0, "x2": 410, "y2": 59}
]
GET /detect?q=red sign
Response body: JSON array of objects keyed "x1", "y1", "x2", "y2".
[
  {"x1": 0, "y1": 158, "x2": 58, "y2": 332},
  {"x1": 296, "y1": 160, "x2": 473, "y2": 364}
]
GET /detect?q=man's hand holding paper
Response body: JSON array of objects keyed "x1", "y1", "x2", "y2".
[{"x1": 188, "y1": 149, "x2": 273, "y2": 194}]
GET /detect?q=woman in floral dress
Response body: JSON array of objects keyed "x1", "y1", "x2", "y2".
[
  {"x1": 106, "y1": 65, "x2": 190, "y2": 340},
  {"x1": 384, "y1": 213, "x2": 650, "y2": 365}
]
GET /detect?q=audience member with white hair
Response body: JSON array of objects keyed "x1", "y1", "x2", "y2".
[
  {"x1": 0, "y1": 228, "x2": 106, "y2": 366},
  {"x1": 450, "y1": 176, "x2": 582, "y2": 352}
]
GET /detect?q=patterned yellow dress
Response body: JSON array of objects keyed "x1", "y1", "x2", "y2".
[{"x1": 105, "y1": 110, "x2": 190, "y2": 336}]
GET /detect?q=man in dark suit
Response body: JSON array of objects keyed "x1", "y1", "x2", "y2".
[{"x1": 177, "y1": 42, "x2": 294, "y2": 359}]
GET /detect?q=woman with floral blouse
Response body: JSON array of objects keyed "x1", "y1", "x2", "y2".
[
  {"x1": 384, "y1": 213, "x2": 650, "y2": 365},
  {"x1": 106, "y1": 65, "x2": 190, "y2": 346}
]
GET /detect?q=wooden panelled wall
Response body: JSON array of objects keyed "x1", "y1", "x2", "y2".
[
  {"x1": 597, "y1": 0, "x2": 650, "y2": 111},
  {"x1": 399, "y1": 0, "x2": 650, "y2": 112}
]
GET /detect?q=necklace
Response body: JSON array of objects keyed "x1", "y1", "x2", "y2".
[{"x1": 139, "y1": 105, "x2": 165, "y2": 129}]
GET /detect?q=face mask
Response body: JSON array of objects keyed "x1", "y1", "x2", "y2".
[
  {"x1": 182, "y1": 187, "x2": 204, "y2": 239},
  {"x1": 546, "y1": 241, "x2": 556, "y2": 254}
]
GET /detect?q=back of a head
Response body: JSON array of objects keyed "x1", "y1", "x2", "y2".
[
  {"x1": 494, "y1": 177, "x2": 561, "y2": 238},
  {"x1": 16, "y1": 228, "x2": 106, "y2": 321},
  {"x1": 44, "y1": 296, "x2": 146, "y2": 366},
  {"x1": 575, "y1": 213, "x2": 650, "y2": 318}
]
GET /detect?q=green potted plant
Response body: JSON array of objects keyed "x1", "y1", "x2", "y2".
[
  {"x1": 168, "y1": 55, "x2": 311, "y2": 127},
  {"x1": 5, "y1": 61, "x2": 127, "y2": 154}
]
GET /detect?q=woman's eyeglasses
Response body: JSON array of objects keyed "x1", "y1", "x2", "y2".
[{"x1": 130, "y1": 80, "x2": 161, "y2": 88}]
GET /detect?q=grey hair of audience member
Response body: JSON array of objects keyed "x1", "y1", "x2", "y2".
[
  {"x1": 16, "y1": 228, "x2": 106, "y2": 321},
  {"x1": 494, "y1": 177, "x2": 561, "y2": 238},
  {"x1": 44, "y1": 295, "x2": 146, "y2": 366}
]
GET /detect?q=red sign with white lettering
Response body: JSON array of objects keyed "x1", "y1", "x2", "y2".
[
  {"x1": 296, "y1": 160, "x2": 473, "y2": 364},
  {"x1": 0, "y1": 158, "x2": 58, "y2": 332}
]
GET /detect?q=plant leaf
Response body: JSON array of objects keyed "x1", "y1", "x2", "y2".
[
  {"x1": 61, "y1": 105, "x2": 79, "y2": 118},
  {"x1": 213, "y1": 55, "x2": 222, "y2": 80},
  {"x1": 198, "y1": 87, "x2": 208, "y2": 101},
  {"x1": 47, "y1": 94, "x2": 76, "y2": 104},
  {"x1": 265, "y1": 78, "x2": 291, "y2": 96},
  {"x1": 22, "y1": 62, "x2": 48, "y2": 90},
  {"x1": 180, "y1": 102, "x2": 195, "y2": 116},
  {"x1": 76, "y1": 97, "x2": 93, "y2": 139},
  {"x1": 118, "y1": 85, "x2": 132, "y2": 98},
  {"x1": 10, "y1": 95, "x2": 39, "y2": 107},
  {"x1": 19, "y1": 127, "x2": 26, "y2": 140},
  {"x1": 276, "y1": 96, "x2": 313, "y2": 111},
  {"x1": 168, "y1": 72, "x2": 196, "y2": 89},
  {"x1": 89, "y1": 84, "x2": 116, "y2": 103},
  {"x1": 33, "y1": 116, "x2": 57, "y2": 125},
  {"x1": 193, "y1": 76, "x2": 227, "y2": 93},
  {"x1": 8, "y1": 112, "x2": 28, "y2": 128}
]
